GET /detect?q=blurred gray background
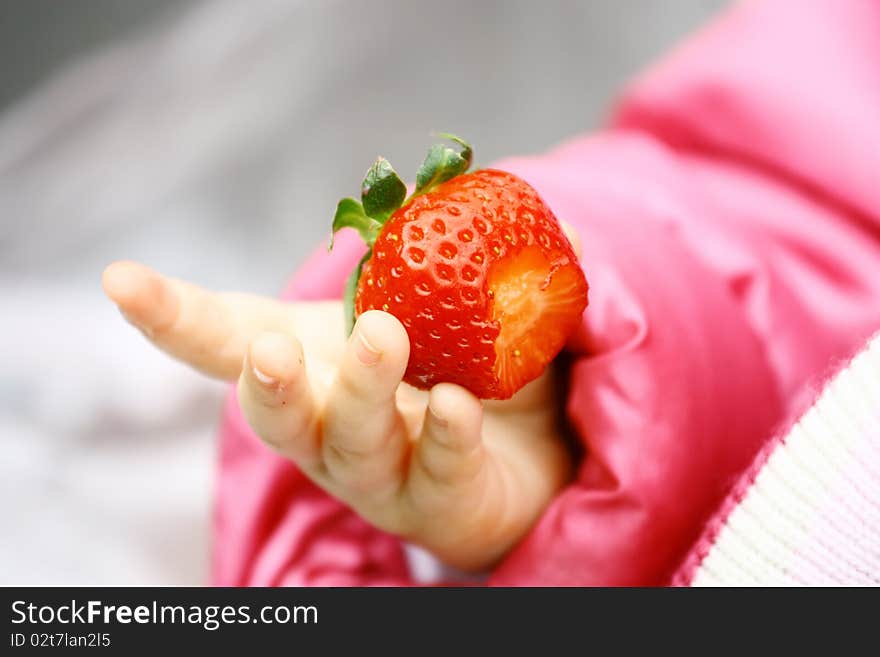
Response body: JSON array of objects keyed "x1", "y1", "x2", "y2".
[{"x1": 0, "y1": 0, "x2": 725, "y2": 584}]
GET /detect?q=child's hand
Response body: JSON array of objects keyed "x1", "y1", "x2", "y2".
[{"x1": 102, "y1": 257, "x2": 575, "y2": 572}]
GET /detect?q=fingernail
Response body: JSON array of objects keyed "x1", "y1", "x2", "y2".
[
  {"x1": 354, "y1": 329, "x2": 382, "y2": 366},
  {"x1": 428, "y1": 402, "x2": 448, "y2": 428},
  {"x1": 252, "y1": 365, "x2": 278, "y2": 388}
]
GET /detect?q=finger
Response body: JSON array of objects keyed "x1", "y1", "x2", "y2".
[
  {"x1": 322, "y1": 310, "x2": 410, "y2": 492},
  {"x1": 411, "y1": 383, "x2": 485, "y2": 491},
  {"x1": 237, "y1": 332, "x2": 321, "y2": 466},
  {"x1": 102, "y1": 260, "x2": 296, "y2": 379},
  {"x1": 561, "y1": 221, "x2": 581, "y2": 260}
]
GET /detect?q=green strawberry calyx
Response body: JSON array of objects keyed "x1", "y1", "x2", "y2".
[{"x1": 329, "y1": 133, "x2": 473, "y2": 334}]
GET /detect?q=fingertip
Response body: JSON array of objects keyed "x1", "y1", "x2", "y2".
[
  {"x1": 428, "y1": 383, "x2": 483, "y2": 437},
  {"x1": 102, "y1": 261, "x2": 176, "y2": 329},
  {"x1": 417, "y1": 383, "x2": 485, "y2": 484},
  {"x1": 248, "y1": 332, "x2": 304, "y2": 388},
  {"x1": 352, "y1": 310, "x2": 410, "y2": 366},
  {"x1": 238, "y1": 332, "x2": 318, "y2": 461},
  {"x1": 101, "y1": 260, "x2": 145, "y2": 304}
]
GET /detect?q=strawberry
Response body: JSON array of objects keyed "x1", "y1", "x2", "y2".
[{"x1": 330, "y1": 135, "x2": 588, "y2": 399}]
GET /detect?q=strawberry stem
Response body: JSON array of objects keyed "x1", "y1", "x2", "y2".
[
  {"x1": 343, "y1": 251, "x2": 371, "y2": 335},
  {"x1": 329, "y1": 198, "x2": 381, "y2": 251},
  {"x1": 330, "y1": 134, "x2": 474, "y2": 335},
  {"x1": 362, "y1": 157, "x2": 407, "y2": 222},
  {"x1": 411, "y1": 134, "x2": 473, "y2": 200}
]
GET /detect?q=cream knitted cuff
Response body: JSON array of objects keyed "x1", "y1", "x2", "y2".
[{"x1": 676, "y1": 332, "x2": 880, "y2": 586}]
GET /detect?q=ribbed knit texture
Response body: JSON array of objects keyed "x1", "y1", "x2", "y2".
[{"x1": 679, "y1": 333, "x2": 880, "y2": 586}]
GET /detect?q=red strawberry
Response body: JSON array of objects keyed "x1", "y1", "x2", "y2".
[{"x1": 330, "y1": 135, "x2": 588, "y2": 399}]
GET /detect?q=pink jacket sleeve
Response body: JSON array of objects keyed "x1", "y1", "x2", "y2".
[{"x1": 212, "y1": 0, "x2": 880, "y2": 586}]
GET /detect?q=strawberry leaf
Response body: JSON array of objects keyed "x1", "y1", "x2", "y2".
[
  {"x1": 361, "y1": 157, "x2": 407, "y2": 223},
  {"x1": 414, "y1": 133, "x2": 473, "y2": 196},
  {"x1": 343, "y1": 251, "x2": 371, "y2": 336},
  {"x1": 329, "y1": 198, "x2": 381, "y2": 251}
]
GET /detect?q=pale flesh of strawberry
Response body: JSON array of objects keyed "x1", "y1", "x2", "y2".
[{"x1": 487, "y1": 245, "x2": 585, "y2": 394}]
